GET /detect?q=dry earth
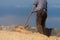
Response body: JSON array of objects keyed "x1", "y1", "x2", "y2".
[
  {"x1": 0, "y1": 25, "x2": 60, "y2": 40},
  {"x1": 0, "y1": 30, "x2": 60, "y2": 40},
  {"x1": 0, "y1": 31, "x2": 48, "y2": 40}
]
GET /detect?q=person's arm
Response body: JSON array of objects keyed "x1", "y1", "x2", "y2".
[
  {"x1": 34, "y1": 0, "x2": 45, "y2": 12},
  {"x1": 32, "y1": 0, "x2": 45, "y2": 12},
  {"x1": 32, "y1": 0, "x2": 38, "y2": 13},
  {"x1": 33, "y1": 0, "x2": 38, "y2": 7}
]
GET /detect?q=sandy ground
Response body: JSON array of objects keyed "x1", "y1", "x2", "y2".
[
  {"x1": 0, "y1": 25, "x2": 60, "y2": 40},
  {"x1": 0, "y1": 31, "x2": 47, "y2": 40},
  {"x1": 0, "y1": 30, "x2": 60, "y2": 40}
]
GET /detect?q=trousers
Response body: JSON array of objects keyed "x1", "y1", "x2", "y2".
[{"x1": 36, "y1": 9, "x2": 47, "y2": 34}]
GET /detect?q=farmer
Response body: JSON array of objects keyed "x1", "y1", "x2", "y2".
[{"x1": 32, "y1": 0, "x2": 47, "y2": 34}]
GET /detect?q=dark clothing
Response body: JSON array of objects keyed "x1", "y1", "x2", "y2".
[{"x1": 36, "y1": 9, "x2": 47, "y2": 34}]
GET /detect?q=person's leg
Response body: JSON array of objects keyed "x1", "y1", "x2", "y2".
[
  {"x1": 36, "y1": 10, "x2": 44, "y2": 34},
  {"x1": 41, "y1": 10, "x2": 47, "y2": 34},
  {"x1": 41, "y1": 11, "x2": 47, "y2": 27}
]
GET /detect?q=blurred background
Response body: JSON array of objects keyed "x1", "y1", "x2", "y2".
[{"x1": 0, "y1": 0, "x2": 60, "y2": 28}]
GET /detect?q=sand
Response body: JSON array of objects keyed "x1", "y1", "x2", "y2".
[
  {"x1": 0, "y1": 25, "x2": 60, "y2": 40},
  {"x1": 0, "y1": 30, "x2": 60, "y2": 40},
  {"x1": 0, "y1": 31, "x2": 47, "y2": 40}
]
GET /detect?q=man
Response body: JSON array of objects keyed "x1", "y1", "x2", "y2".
[{"x1": 32, "y1": 0, "x2": 47, "y2": 34}]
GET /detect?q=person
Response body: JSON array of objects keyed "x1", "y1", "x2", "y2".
[{"x1": 32, "y1": 0, "x2": 47, "y2": 34}]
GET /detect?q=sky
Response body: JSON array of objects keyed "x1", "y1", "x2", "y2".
[{"x1": 0, "y1": 0, "x2": 60, "y2": 28}]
